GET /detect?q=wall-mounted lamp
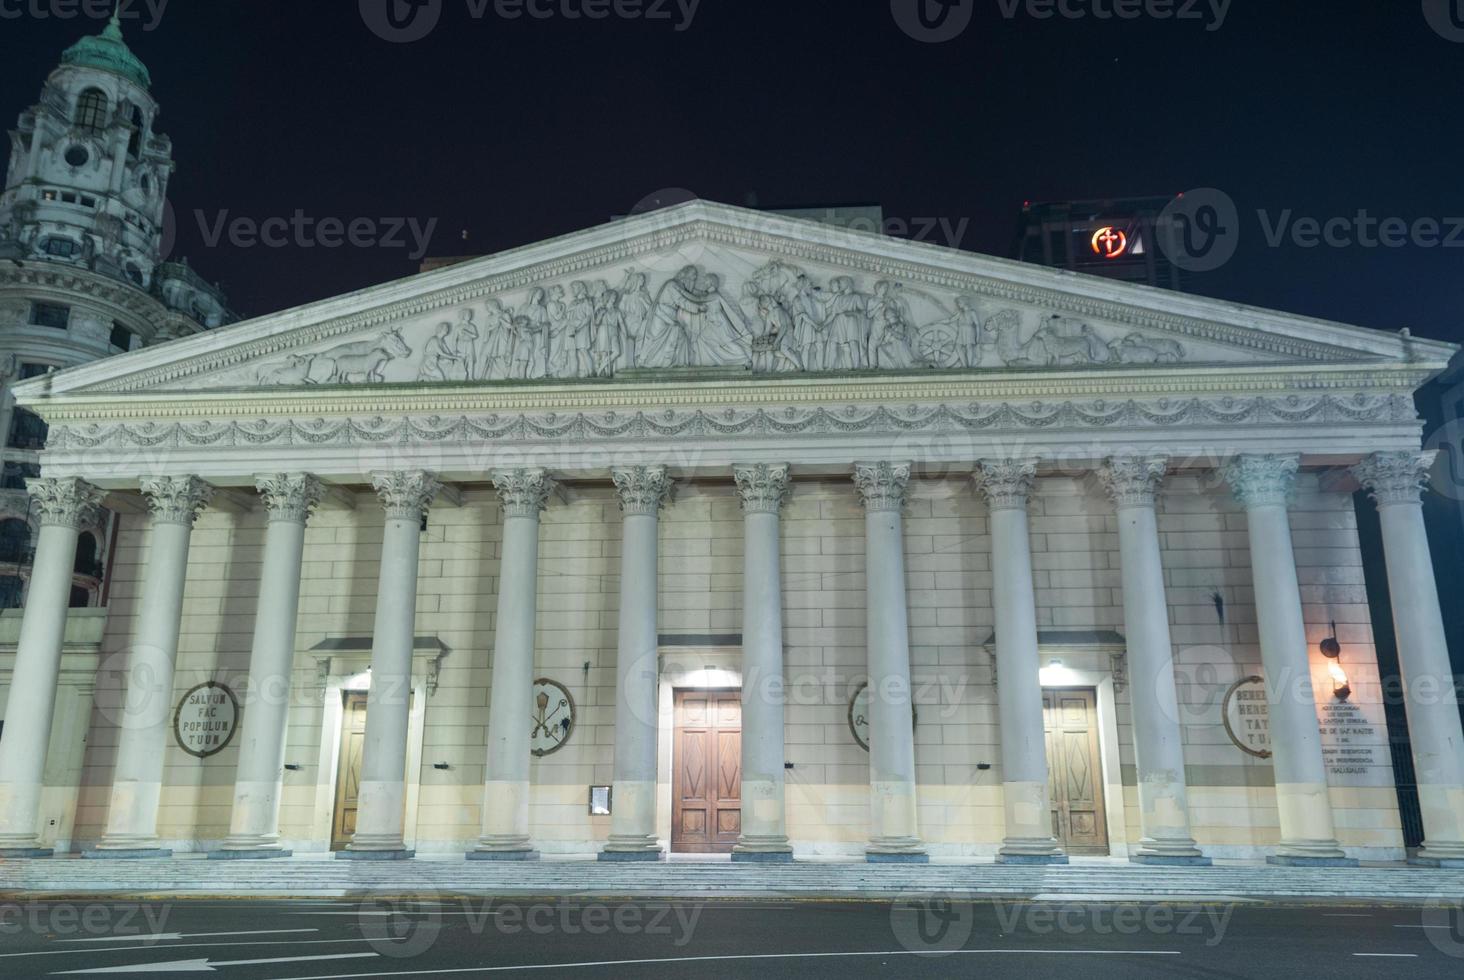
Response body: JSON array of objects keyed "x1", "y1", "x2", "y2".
[
  {"x1": 283, "y1": 763, "x2": 304, "y2": 772},
  {"x1": 1319, "y1": 622, "x2": 1350, "y2": 701},
  {"x1": 1048, "y1": 658, "x2": 1063, "y2": 669},
  {"x1": 433, "y1": 762, "x2": 451, "y2": 771}
]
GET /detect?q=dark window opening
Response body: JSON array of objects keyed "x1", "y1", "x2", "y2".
[
  {"x1": 74, "y1": 89, "x2": 108, "y2": 132},
  {"x1": 0, "y1": 576, "x2": 24, "y2": 610},
  {"x1": 28, "y1": 302, "x2": 70, "y2": 329},
  {"x1": 0, "y1": 520, "x2": 30, "y2": 565},
  {"x1": 110, "y1": 322, "x2": 135, "y2": 351},
  {"x1": 8, "y1": 408, "x2": 48, "y2": 450},
  {"x1": 42, "y1": 237, "x2": 81, "y2": 258},
  {"x1": 74, "y1": 531, "x2": 102, "y2": 578},
  {"x1": 19, "y1": 363, "x2": 52, "y2": 380},
  {"x1": 68, "y1": 585, "x2": 91, "y2": 609},
  {"x1": 1, "y1": 462, "x2": 39, "y2": 491}
]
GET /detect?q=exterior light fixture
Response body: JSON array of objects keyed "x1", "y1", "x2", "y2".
[
  {"x1": 1319, "y1": 621, "x2": 1349, "y2": 701},
  {"x1": 1048, "y1": 658, "x2": 1063, "y2": 669}
]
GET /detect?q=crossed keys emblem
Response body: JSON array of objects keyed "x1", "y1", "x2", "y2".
[{"x1": 530, "y1": 680, "x2": 575, "y2": 757}]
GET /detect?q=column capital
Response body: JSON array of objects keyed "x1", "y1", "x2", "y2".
[
  {"x1": 370, "y1": 470, "x2": 442, "y2": 520},
  {"x1": 1352, "y1": 451, "x2": 1435, "y2": 506},
  {"x1": 612, "y1": 465, "x2": 674, "y2": 516},
  {"x1": 972, "y1": 458, "x2": 1038, "y2": 511},
  {"x1": 140, "y1": 475, "x2": 215, "y2": 527},
  {"x1": 853, "y1": 461, "x2": 911, "y2": 513},
  {"x1": 491, "y1": 468, "x2": 558, "y2": 518},
  {"x1": 1223, "y1": 454, "x2": 1299, "y2": 508},
  {"x1": 254, "y1": 473, "x2": 325, "y2": 525},
  {"x1": 25, "y1": 477, "x2": 105, "y2": 529},
  {"x1": 1098, "y1": 456, "x2": 1169, "y2": 508},
  {"x1": 734, "y1": 464, "x2": 792, "y2": 515}
]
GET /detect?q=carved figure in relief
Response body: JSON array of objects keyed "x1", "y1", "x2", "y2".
[
  {"x1": 479, "y1": 298, "x2": 515, "y2": 379},
  {"x1": 638, "y1": 266, "x2": 698, "y2": 368},
  {"x1": 867, "y1": 280, "x2": 915, "y2": 370},
  {"x1": 311, "y1": 328, "x2": 413, "y2": 384},
  {"x1": 1109, "y1": 332, "x2": 1185, "y2": 364},
  {"x1": 591, "y1": 287, "x2": 624, "y2": 378},
  {"x1": 825, "y1": 276, "x2": 870, "y2": 370},
  {"x1": 696, "y1": 271, "x2": 753, "y2": 365},
  {"x1": 542, "y1": 285, "x2": 571, "y2": 377},
  {"x1": 617, "y1": 270, "x2": 653, "y2": 369},
  {"x1": 789, "y1": 274, "x2": 827, "y2": 372},
  {"x1": 453, "y1": 309, "x2": 480, "y2": 381},
  {"x1": 521, "y1": 288, "x2": 554, "y2": 378},
  {"x1": 417, "y1": 322, "x2": 462, "y2": 382},
  {"x1": 258, "y1": 352, "x2": 316, "y2": 385},
  {"x1": 1035, "y1": 315, "x2": 1113, "y2": 365},
  {"x1": 750, "y1": 290, "x2": 802, "y2": 373},
  {"x1": 508, "y1": 315, "x2": 539, "y2": 379},
  {"x1": 567, "y1": 281, "x2": 595, "y2": 377}
]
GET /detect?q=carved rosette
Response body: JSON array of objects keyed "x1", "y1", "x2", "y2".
[
  {"x1": 140, "y1": 475, "x2": 215, "y2": 527},
  {"x1": 255, "y1": 473, "x2": 325, "y2": 525},
  {"x1": 26, "y1": 477, "x2": 105, "y2": 530},
  {"x1": 612, "y1": 466, "x2": 674, "y2": 516},
  {"x1": 853, "y1": 462, "x2": 911, "y2": 513},
  {"x1": 1098, "y1": 456, "x2": 1169, "y2": 508},
  {"x1": 972, "y1": 458, "x2": 1038, "y2": 511},
  {"x1": 1352, "y1": 451, "x2": 1435, "y2": 507},
  {"x1": 371, "y1": 470, "x2": 442, "y2": 520},
  {"x1": 733, "y1": 464, "x2": 792, "y2": 515},
  {"x1": 492, "y1": 468, "x2": 557, "y2": 519},
  {"x1": 1223, "y1": 454, "x2": 1299, "y2": 509}
]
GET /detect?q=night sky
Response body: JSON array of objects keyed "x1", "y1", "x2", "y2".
[{"x1": 5, "y1": 1, "x2": 1462, "y2": 342}]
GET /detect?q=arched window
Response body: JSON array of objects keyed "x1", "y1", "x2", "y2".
[
  {"x1": 0, "y1": 519, "x2": 29, "y2": 565},
  {"x1": 74, "y1": 531, "x2": 100, "y2": 577},
  {"x1": 75, "y1": 89, "x2": 109, "y2": 132},
  {"x1": 126, "y1": 105, "x2": 145, "y2": 158}
]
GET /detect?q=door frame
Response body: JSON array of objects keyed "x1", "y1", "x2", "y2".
[
  {"x1": 1036, "y1": 648, "x2": 1128, "y2": 858},
  {"x1": 669, "y1": 688, "x2": 743, "y2": 853},
  {"x1": 654, "y1": 647, "x2": 743, "y2": 852}
]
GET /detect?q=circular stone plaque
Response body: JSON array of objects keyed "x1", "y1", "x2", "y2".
[
  {"x1": 172, "y1": 681, "x2": 240, "y2": 758},
  {"x1": 1222, "y1": 676, "x2": 1272, "y2": 759},
  {"x1": 847, "y1": 682, "x2": 918, "y2": 752}
]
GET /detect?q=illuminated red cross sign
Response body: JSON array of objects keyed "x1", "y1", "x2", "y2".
[{"x1": 1091, "y1": 226, "x2": 1129, "y2": 259}]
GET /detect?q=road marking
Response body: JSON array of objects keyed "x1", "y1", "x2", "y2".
[
  {"x1": 267, "y1": 948, "x2": 1183, "y2": 978},
  {"x1": 1353, "y1": 953, "x2": 1419, "y2": 958},
  {"x1": 292, "y1": 911, "x2": 499, "y2": 917},
  {"x1": 55, "y1": 952, "x2": 378, "y2": 974},
  {"x1": 57, "y1": 930, "x2": 317, "y2": 944},
  {"x1": 1394, "y1": 924, "x2": 1452, "y2": 929},
  {"x1": 1, "y1": 939, "x2": 374, "y2": 959},
  {"x1": 1323, "y1": 913, "x2": 1372, "y2": 918}
]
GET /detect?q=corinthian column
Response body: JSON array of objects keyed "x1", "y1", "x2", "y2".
[
  {"x1": 87, "y1": 476, "x2": 215, "y2": 858},
  {"x1": 974, "y1": 459, "x2": 1066, "y2": 864},
  {"x1": 854, "y1": 462, "x2": 926, "y2": 862},
  {"x1": 340, "y1": 470, "x2": 441, "y2": 860},
  {"x1": 471, "y1": 469, "x2": 557, "y2": 861},
  {"x1": 1098, "y1": 457, "x2": 1208, "y2": 865},
  {"x1": 215, "y1": 474, "x2": 324, "y2": 859},
  {"x1": 1224, "y1": 455, "x2": 1354, "y2": 866},
  {"x1": 600, "y1": 465, "x2": 674, "y2": 861},
  {"x1": 0, "y1": 478, "x2": 105, "y2": 857},
  {"x1": 732, "y1": 464, "x2": 794, "y2": 862},
  {"x1": 1353, "y1": 451, "x2": 1464, "y2": 868}
]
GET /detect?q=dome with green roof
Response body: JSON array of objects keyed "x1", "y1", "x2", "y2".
[{"x1": 59, "y1": 14, "x2": 151, "y2": 90}]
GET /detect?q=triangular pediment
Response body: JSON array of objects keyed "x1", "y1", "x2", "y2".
[{"x1": 26, "y1": 201, "x2": 1453, "y2": 397}]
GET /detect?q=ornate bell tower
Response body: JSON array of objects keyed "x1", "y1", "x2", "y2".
[{"x1": 0, "y1": 12, "x2": 235, "y2": 609}]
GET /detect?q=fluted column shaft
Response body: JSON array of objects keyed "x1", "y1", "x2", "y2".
[
  {"x1": 732, "y1": 464, "x2": 794, "y2": 862},
  {"x1": 854, "y1": 462, "x2": 926, "y2": 861},
  {"x1": 217, "y1": 475, "x2": 324, "y2": 858},
  {"x1": 340, "y1": 470, "x2": 440, "y2": 859},
  {"x1": 975, "y1": 459, "x2": 1066, "y2": 863},
  {"x1": 472, "y1": 469, "x2": 557, "y2": 860},
  {"x1": 1225, "y1": 455, "x2": 1352, "y2": 865},
  {"x1": 89, "y1": 476, "x2": 215, "y2": 857},
  {"x1": 1354, "y1": 452, "x2": 1464, "y2": 867},
  {"x1": 0, "y1": 478, "x2": 104, "y2": 856},
  {"x1": 1099, "y1": 458, "x2": 1208, "y2": 865},
  {"x1": 600, "y1": 466, "x2": 673, "y2": 861}
]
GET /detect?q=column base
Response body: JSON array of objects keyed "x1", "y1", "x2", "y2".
[
  {"x1": 1266, "y1": 854, "x2": 1358, "y2": 868},
  {"x1": 598, "y1": 849, "x2": 665, "y2": 862},
  {"x1": 732, "y1": 850, "x2": 794, "y2": 863},
  {"x1": 208, "y1": 849, "x2": 294, "y2": 860},
  {"x1": 998, "y1": 836, "x2": 1066, "y2": 863},
  {"x1": 1131, "y1": 853, "x2": 1212, "y2": 867},
  {"x1": 81, "y1": 848, "x2": 173, "y2": 859},
  {"x1": 0, "y1": 848, "x2": 54, "y2": 858},
  {"x1": 337, "y1": 849, "x2": 415, "y2": 861},
  {"x1": 467, "y1": 850, "x2": 540, "y2": 861},
  {"x1": 866, "y1": 851, "x2": 930, "y2": 864}
]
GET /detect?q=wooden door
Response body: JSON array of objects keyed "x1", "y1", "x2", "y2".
[
  {"x1": 1042, "y1": 688, "x2": 1109, "y2": 855},
  {"x1": 331, "y1": 693, "x2": 369, "y2": 850},
  {"x1": 671, "y1": 690, "x2": 742, "y2": 853}
]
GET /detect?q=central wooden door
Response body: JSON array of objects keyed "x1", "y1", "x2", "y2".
[
  {"x1": 672, "y1": 690, "x2": 742, "y2": 853},
  {"x1": 1042, "y1": 688, "x2": 1109, "y2": 855},
  {"x1": 331, "y1": 693, "x2": 369, "y2": 850}
]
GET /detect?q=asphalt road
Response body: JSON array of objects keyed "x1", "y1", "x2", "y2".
[{"x1": 0, "y1": 897, "x2": 1461, "y2": 978}]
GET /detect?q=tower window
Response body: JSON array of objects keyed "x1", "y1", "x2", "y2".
[
  {"x1": 63, "y1": 145, "x2": 89, "y2": 168},
  {"x1": 75, "y1": 89, "x2": 109, "y2": 132},
  {"x1": 19, "y1": 363, "x2": 53, "y2": 380},
  {"x1": 7, "y1": 409, "x2": 49, "y2": 450},
  {"x1": 110, "y1": 322, "x2": 135, "y2": 351},
  {"x1": 28, "y1": 302, "x2": 70, "y2": 329},
  {"x1": 41, "y1": 238, "x2": 81, "y2": 258}
]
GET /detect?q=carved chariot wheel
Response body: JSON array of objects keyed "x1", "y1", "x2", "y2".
[{"x1": 915, "y1": 323, "x2": 962, "y2": 369}]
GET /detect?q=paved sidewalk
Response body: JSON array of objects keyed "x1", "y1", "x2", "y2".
[{"x1": 3, "y1": 855, "x2": 1463, "y2": 902}]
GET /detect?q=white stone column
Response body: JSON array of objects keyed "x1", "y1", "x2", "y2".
[
  {"x1": 1098, "y1": 457, "x2": 1209, "y2": 866},
  {"x1": 214, "y1": 474, "x2": 324, "y2": 859},
  {"x1": 600, "y1": 465, "x2": 674, "y2": 861},
  {"x1": 87, "y1": 476, "x2": 214, "y2": 858},
  {"x1": 470, "y1": 468, "x2": 557, "y2": 861},
  {"x1": 732, "y1": 464, "x2": 794, "y2": 863},
  {"x1": 1353, "y1": 451, "x2": 1464, "y2": 868},
  {"x1": 340, "y1": 470, "x2": 441, "y2": 860},
  {"x1": 1224, "y1": 455, "x2": 1353, "y2": 866},
  {"x1": 0, "y1": 478, "x2": 105, "y2": 857},
  {"x1": 974, "y1": 459, "x2": 1066, "y2": 864},
  {"x1": 854, "y1": 462, "x2": 927, "y2": 862}
]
